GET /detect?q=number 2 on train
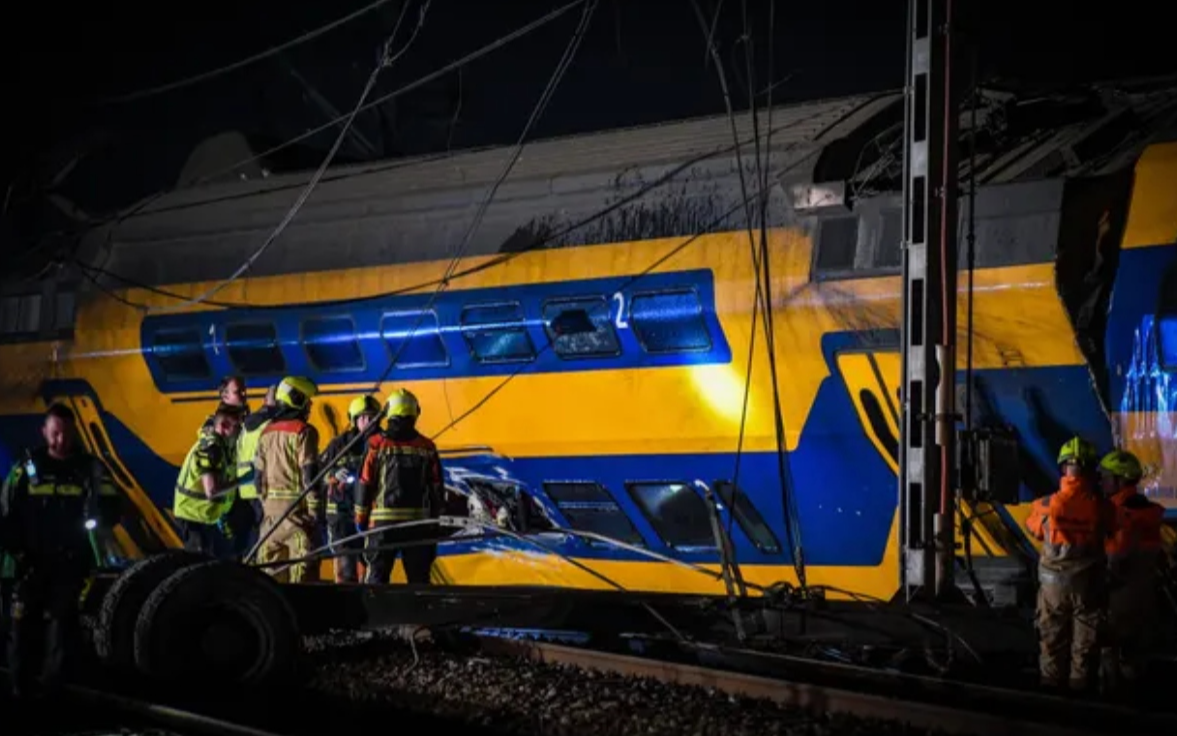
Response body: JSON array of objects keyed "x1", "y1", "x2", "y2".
[{"x1": 612, "y1": 291, "x2": 628, "y2": 330}]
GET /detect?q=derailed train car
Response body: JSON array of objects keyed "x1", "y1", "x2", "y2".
[{"x1": 0, "y1": 79, "x2": 1174, "y2": 604}]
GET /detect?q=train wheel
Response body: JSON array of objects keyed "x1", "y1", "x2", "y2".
[
  {"x1": 94, "y1": 550, "x2": 209, "y2": 670},
  {"x1": 133, "y1": 560, "x2": 300, "y2": 690}
]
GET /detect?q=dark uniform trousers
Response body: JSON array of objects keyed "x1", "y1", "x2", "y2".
[
  {"x1": 327, "y1": 514, "x2": 362, "y2": 583},
  {"x1": 175, "y1": 518, "x2": 224, "y2": 556},
  {"x1": 7, "y1": 559, "x2": 87, "y2": 694},
  {"x1": 364, "y1": 521, "x2": 439, "y2": 584}
]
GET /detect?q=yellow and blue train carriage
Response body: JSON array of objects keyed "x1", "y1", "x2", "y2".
[{"x1": 1, "y1": 91, "x2": 1174, "y2": 602}]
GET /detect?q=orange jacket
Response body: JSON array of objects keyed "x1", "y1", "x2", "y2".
[
  {"x1": 1106, "y1": 485, "x2": 1163, "y2": 566},
  {"x1": 1027, "y1": 476, "x2": 1117, "y2": 575}
]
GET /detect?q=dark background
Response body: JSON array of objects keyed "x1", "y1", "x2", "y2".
[{"x1": 2, "y1": 0, "x2": 1175, "y2": 249}]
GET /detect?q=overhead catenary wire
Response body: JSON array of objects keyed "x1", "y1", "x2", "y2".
[
  {"x1": 690, "y1": 0, "x2": 807, "y2": 593},
  {"x1": 371, "y1": 0, "x2": 599, "y2": 393},
  {"x1": 143, "y1": 0, "x2": 433, "y2": 314},
  {"x1": 81, "y1": 0, "x2": 590, "y2": 267},
  {"x1": 242, "y1": 0, "x2": 597, "y2": 566},
  {"x1": 94, "y1": 0, "x2": 403, "y2": 106}
]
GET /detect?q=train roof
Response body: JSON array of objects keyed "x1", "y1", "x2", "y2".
[{"x1": 81, "y1": 76, "x2": 1177, "y2": 288}]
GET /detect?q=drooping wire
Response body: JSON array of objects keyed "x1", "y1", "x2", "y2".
[
  {"x1": 144, "y1": 0, "x2": 432, "y2": 314},
  {"x1": 82, "y1": 0, "x2": 590, "y2": 265},
  {"x1": 92, "y1": 0, "x2": 403, "y2": 106},
  {"x1": 243, "y1": 0, "x2": 598, "y2": 565},
  {"x1": 370, "y1": 0, "x2": 599, "y2": 394}
]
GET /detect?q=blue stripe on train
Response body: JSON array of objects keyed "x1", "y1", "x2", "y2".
[
  {"x1": 139, "y1": 269, "x2": 732, "y2": 394},
  {"x1": 9, "y1": 355, "x2": 1114, "y2": 566}
]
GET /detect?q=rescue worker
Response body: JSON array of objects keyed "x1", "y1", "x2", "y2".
[
  {"x1": 355, "y1": 388, "x2": 443, "y2": 585},
  {"x1": 254, "y1": 376, "x2": 322, "y2": 583},
  {"x1": 0, "y1": 404, "x2": 119, "y2": 698},
  {"x1": 319, "y1": 395, "x2": 382, "y2": 583},
  {"x1": 227, "y1": 383, "x2": 280, "y2": 556},
  {"x1": 173, "y1": 403, "x2": 244, "y2": 555},
  {"x1": 1026, "y1": 437, "x2": 1117, "y2": 693},
  {"x1": 200, "y1": 375, "x2": 250, "y2": 433},
  {"x1": 1098, "y1": 449, "x2": 1164, "y2": 693}
]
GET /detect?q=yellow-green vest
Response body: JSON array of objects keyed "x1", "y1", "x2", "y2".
[
  {"x1": 235, "y1": 419, "x2": 272, "y2": 500},
  {"x1": 173, "y1": 437, "x2": 233, "y2": 524}
]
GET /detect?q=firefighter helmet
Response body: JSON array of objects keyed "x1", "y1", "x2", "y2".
[
  {"x1": 275, "y1": 376, "x2": 318, "y2": 411},
  {"x1": 384, "y1": 388, "x2": 421, "y2": 419}
]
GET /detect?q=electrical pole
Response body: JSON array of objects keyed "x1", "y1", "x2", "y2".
[{"x1": 899, "y1": 0, "x2": 960, "y2": 601}]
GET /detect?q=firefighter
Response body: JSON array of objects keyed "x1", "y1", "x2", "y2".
[
  {"x1": 254, "y1": 377, "x2": 322, "y2": 583},
  {"x1": 355, "y1": 388, "x2": 443, "y2": 585},
  {"x1": 1027, "y1": 437, "x2": 1117, "y2": 693},
  {"x1": 0, "y1": 404, "x2": 119, "y2": 698},
  {"x1": 1098, "y1": 449, "x2": 1163, "y2": 693},
  {"x1": 227, "y1": 383, "x2": 280, "y2": 556},
  {"x1": 320, "y1": 395, "x2": 382, "y2": 583},
  {"x1": 173, "y1": 403, "x2": 244, "y2": 555}
]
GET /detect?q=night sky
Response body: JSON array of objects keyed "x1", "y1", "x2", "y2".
[{"x1": 3, "y1": 0, "x2": 1176, "y2": 263}]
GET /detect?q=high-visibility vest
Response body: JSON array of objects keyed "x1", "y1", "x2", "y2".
[
  {"x1": 236, "y1": 419, "x2": 272, "y2": 500},
  {"x1": 173, "y1": 437, "x2": 233, "y2": 524}
]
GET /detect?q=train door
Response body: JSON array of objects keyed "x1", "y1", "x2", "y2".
[{"x1": 831, "y1": 348, "x2": 1020, "y2": 562}]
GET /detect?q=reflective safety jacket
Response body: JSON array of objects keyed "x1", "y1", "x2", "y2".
[
  {"x1": 319, "y1": 428, "x2": 365, "y2": 519},
  {"x1": 173, "y1": 431, "x2": 236, "y2": 524},
  {"x1": 356, "y1": 429, "x2": 443, "y2": 526},
  {"x1": 1106, "y1": 485, "x2": 1163, "y2": 577},
  {"x1": 255, "y1": 417, "x2": 321, "y2": 516},
  {"x1": 1027, "y1": 476, "x2": 1117, "y2": 578},
  {"x1": 236, "y1": 405, "x2": 278, "y2": 501},
  {"x1": 0, "y1": 447, "x2": 118, "y2": 565}
]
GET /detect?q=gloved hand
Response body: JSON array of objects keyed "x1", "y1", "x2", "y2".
[{"x1": 333, "y1": 468, "x2": 355, "y2": 486}]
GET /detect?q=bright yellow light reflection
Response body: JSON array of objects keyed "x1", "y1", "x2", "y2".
[{"x1": 689, "y1": 364, "x2": 749, "y2": 427}]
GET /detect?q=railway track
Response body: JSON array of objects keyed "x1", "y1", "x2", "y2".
[{"x1": 475, "y1": 636, "x2": 1177, "y2": 736}]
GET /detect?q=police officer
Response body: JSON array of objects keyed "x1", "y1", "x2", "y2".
[
  {"x1": 356, "y1": 389, "x2": 443, "y2": 585},
  {"x1": 0, "y1": 404, "x2": 118, "y2": 698},
  {"x1": 254, "y1": 377, "x2": 322, "y2": 583},
  {"x1": 1026, "y1": 437, "x2": 1117, "y2": 693},
  {"x1": 320, "y1": 396, "x2": 382, "y2": 583},
  {"x1": 1098, "y1": 450, "x2": 1164, "y2": 694},
  {"x1": 173, "y1": 403, "x2": 244, "y2": 555}
]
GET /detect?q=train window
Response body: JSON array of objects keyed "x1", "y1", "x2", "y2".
[
  {"x1": 625, "y1": 481, "x2": 715, "y2": 549},
  {"x1": 815, "y1": 216, "x2": 859, "y2": 273},
  {"x1": 629, "y1": 289, "x2": 711, "y2": 354},
  {"x1": 225, "y1": 322, "x2": 286, "y2": 376},
  {"x1": 543, "y1": 296, "x2": 620, "y2": 358},
  {"x1": 302, "y1": 315, "x2": 364, "y2": 372},
  {"x1": 712, "y1": 481, "x2": 782, "y2": 553},
  {"x1": 544, "y1": 482, "x2": 645, "y2": 546},
  {"x1": 0, "y1": 294, "x2": 42, "y2": 335},
  {"x1": 381, "y1": 310, "x2": 449, "y2": 368},
  {"x1": 54, "y1": 291, "x2": 76, "y2": 331},
  {"x1": 876, "y1": 209, "x2": 903, "y2": 269},
  {"x1": 461, "y1": 302, "x2": 535, "y2": 364},
  {"x1": 1159, "y1": 315, "x2": 1177, "y2": 372},
  {"x1": 152, "y1": 328, "x2": 211, "y2": 381}
]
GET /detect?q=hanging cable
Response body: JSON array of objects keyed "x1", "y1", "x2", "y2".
[
  {"x1": 242, "y1": 0, "x2": 598, "y2": 565},
  {"x1": 143, "y1": 0, "x2": 432, "y2": 314},
  {"x1": 370, "y1": 0, "x2": 598, "y2": 393},
  {"x1": 94, "y1": 0, "x2": 403, "y2": 106},
  {"x1": 85, "y1": 0, "x2": 589, "y2": 253}
]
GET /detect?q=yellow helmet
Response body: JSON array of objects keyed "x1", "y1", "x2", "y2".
[
  {"x1": 348, "y1": 395, "x2": 382, "y2": 423},
  {"x1": 1057, "y1": 436, "x2": 1097, "y2": 467},
  {"x1": 275, "y1": 376, "x2": 318, "y2": 410},
  {"x1": 1099, "y1": 450, "x2": 1143, "y2": 482},
  {"x1": 385, "y1": 388, "x2": 421, "y2": 419}
]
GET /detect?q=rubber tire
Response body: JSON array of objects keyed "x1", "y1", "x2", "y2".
[
  {"x1": 133, "y1": 560, "x2": 300, "y2": 690},
  {"x1": 94, "y1": 551, "x2": 209, "y2": 669}
]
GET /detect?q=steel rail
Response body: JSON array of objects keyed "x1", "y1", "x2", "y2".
[
  {"x1": 477, "y1": 638, "x2": 1176, "y2": 736},
  {"x1": 0, "y1": 665, "x2": 287, "y2": 736}
]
